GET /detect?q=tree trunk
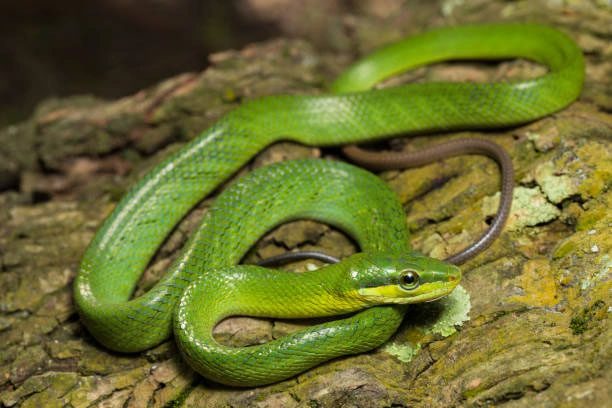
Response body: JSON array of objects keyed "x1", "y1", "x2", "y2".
[{"x1": 0, "y1": 1, "x2": 610, "y2": 407}]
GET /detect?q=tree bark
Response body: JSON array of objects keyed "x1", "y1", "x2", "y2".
[{"x1": 1, "y1": 1, "x2": 610, "y2": 407}]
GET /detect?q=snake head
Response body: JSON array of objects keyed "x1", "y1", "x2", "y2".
[{"x1": 350, "y1": 252, "x2": 461, "y2": 305}]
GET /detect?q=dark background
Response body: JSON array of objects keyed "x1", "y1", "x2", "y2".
[{"x1": 0, "y1": 0, "x2": 281, "y2": 127}]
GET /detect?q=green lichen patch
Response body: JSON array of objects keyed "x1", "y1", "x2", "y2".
[
  {"x1": 384, "y1": 342, "x2": 422, "y2": 364},
  {"x1": 428, "y1": 285, "x2": 472, "y2": 336},
  {"x1": 534, "y1": 161, "x2": 578, "y2": 204},
  {"x1": 569, "y1": 299, "x2": 607, "y2": 335},
  {"x1": 384, "y1": 285, "x2": 471, "y2": 363},
  {"x1": 483, "y1": 186, "x2": 561, "y2": 231}
]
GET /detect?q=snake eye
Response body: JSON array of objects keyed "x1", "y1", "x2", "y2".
[{"x1": 399, "y1": 270, "x2": 420, "y2": 290}]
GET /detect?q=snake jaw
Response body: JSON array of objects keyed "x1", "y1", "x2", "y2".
[{"x1": 358, "y1": 280, "x2": 458, "y2": 304}]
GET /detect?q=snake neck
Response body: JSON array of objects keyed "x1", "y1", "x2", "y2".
[
  {"x1": 173, "y1": 262, "x2": 385, "y2": 387},
  {"x1": 191, "y1": 264, "x2": 366, "y2": 324}
]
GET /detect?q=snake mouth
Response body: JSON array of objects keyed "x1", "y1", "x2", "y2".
[
  {"x1": 422, "y1": 289, "x2": 455, "y2": 303},
  {"x1": 358, "y1": 280, "x2": 459, "y2": 304}
]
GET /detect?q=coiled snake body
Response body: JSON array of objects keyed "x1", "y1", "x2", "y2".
[{"x1": 74, "y1": 24, "x2": 583, "y2": 386}]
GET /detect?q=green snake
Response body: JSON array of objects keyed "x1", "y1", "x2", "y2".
[{"x1": 74, "y1": 23, "x2": 584, "y2": 386}]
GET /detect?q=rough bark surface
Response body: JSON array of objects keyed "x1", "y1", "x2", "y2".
[{"x1": 1, "y1": 1, "x2": 610, "y2": 407}]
